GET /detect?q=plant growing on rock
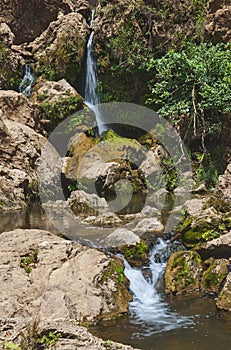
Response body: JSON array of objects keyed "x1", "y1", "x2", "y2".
[{"x1": 20, "y1": 248, "x2": 38, "y2": 274}]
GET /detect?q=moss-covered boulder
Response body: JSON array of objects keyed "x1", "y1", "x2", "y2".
[
  {"x1": 0, "y1": 39, "x2": 23, "y2": 90},
  {"x1": 32, "y1": 78, "x2": 87, "y2": 132},
  {"x1": 64, "y1": 129, "x2": 147, "y2": 197},
  {"x1": 177, "y1": 206, "x2": 225, "y2": 248},
  {"x1": 165, "y1": 250, "x2": 203, "y2": 295},
  {"x1": 31, "y1": 12, "x2": 88, "y2": 84},
  {"x1": 216, "y1": 272, "x2": 231, "y2": 312},
  {"x1": 201, "y1": 258, "x2": 228, "y2": 294}
]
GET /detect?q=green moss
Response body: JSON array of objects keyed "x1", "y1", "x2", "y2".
[
  {"x1": 35, "y1": 34, "x2": 85, "y2": 84},
  {"x1": 101, "y1": 260, "x2": 125, "y2": 285},
  {"x1": 40, "y1": 95, "x2": 84, "y2": 131},
  {"x1": 0, "y1": 40, "x2": 21, "y2": 90},
  {"x1": 116, "y1": 239, "x2": 149, "y2": 268},
  {"x1": 201, "y1": 258, "x2": 228, "y2": 293},
  {"x1": 20, "y1": 248, "x2": 38, "y2": 274},
  {"x1": 183, "y1": 228, "x2": 220, "y2": 247}
]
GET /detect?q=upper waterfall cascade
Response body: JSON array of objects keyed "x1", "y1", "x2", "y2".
[
  {"x1": 84, "y1": 9, "x2": 107, "y2": 134},
  {"x1": 19, "y1": 64, "x2": 34, "y2": 97}
]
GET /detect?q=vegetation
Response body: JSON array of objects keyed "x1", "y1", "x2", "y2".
[
  {"x1": 101, "y1": 260, "x2": 125, "y2": 285},
  {"x1": 39, "y1": 95, "x2": 84, "y2": 132},
  {"x1": 146, "y1": 42, "x2": 231, "y2": 127},
  {"x1": 20, "y1": 248, "x2": 38, "y2": 274},
  {"x1": 0, "y1": 40, "x2": 21, "y2": 90},
  {"x1": 35, "y1": 33, "x2": 85, "y2": 85}
]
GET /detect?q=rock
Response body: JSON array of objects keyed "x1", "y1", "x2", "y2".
[
  {"x1": 30, "y1": 12, "x2": 88, "y2": 84},
  {"x1": 0, "y1": 319, "x2": 139, "y2": 350},
  {"x1": 191, "y1": 207, "x2": 222, "y2": 229},
  {"x1": 201, "y1": 258, "x2": 228, "y2": 294},
  {"x1": 68, "y1": 190, "x2": 108, "y2": 216},
  {"x1": 213, "y1": 163, "x2": 231, "y2": 212},
  {"x1": 216, "y1": 272, "x2": 231, "y2": 312},
  {"x1": 82, "y1": 212, "x2": 122, "y2": 228},
  {"x1": 65, "y1": 130, "x2": 147, "y2": 196},
  {"x1": 205, "y1": 0, "x2": 231, "y2": 43},
  {"x1": 32, "y1": 78, "x2": 85, "y2": 131},
  {"x1": 0, "y1": 229, "x2": 131, "y2": 324},
  {"x1": 195, "y1": 231, "x2": 231, "y2": 259},
  {"x1": 0, "y1": 0, "x2": 78, "y2": 45},
  {"x1": 0, "y1": 90, "x2": 36, "y2": 128},
  {"x1": 103, "y1": 228, "x2": 140, "y2": 247},
  {"x1": 140, "y1": 205, "x2": 159, "y2": 217},
  {"x1": 182, "y1": 207, "x2": 223, "y2": 247},
  {"x1": 192, "y1": 182, "x2": 208, "y2": 195},
  {"x1": 0, "y1": 118, "x2": 45, "y2": 210},
  {"x1": 183, "y1": 198, "x2": 205, "y2": 217},
  {"x1": 0, "y1": 40, "x2": 23, "y2": 90},
  {"x1": 165, "y1": 250, "x2": 203, "y2": 294},
  {"x1": 140, "y1": 150, "x2": 160, "y2": 177},
  {"x1": 134, "y1": 218, "x2": 164, "y2": 235},
  {"x1": 0, "y1": 22, "x2": 15, "y2": 46}
]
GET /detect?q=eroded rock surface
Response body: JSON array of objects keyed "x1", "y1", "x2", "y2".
[{"x1": 0, "y1": 229, "x2": 131, "y2": 324}]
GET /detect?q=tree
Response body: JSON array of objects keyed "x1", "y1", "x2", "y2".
[{"x1": 146, "y1": 42, "x2": 231, "y2": 146}]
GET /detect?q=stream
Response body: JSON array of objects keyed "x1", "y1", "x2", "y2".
[{"x1": 1, "y1": 206, "x2": 231, "y2": 350}]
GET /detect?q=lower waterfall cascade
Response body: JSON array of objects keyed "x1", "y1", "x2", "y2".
[{"x1": 123, "y1": 238, "x2": 194, "y2": 334}]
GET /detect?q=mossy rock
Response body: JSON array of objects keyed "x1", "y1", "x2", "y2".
[
  {"x1": 165, "y1": 250, "x2": 203, "y2": 295},
  {"x1": 39, "y1": 95, "x2": 84, "y2": 132},
  {"x1": 216, "y1": 273, "x2": 231, "y2": 312},
  {"x1": 182, "y1": 228, "x2": 221, "y2": 248},
  {"x1": 201, "y1": 258, "x2": 228, "y2": 294},
  {"x1": 0, "y1": 40, "x2": 22, "y2": 90},
  {"x1": 112, "y1": 239, "x2": 149, "y2": 268}
]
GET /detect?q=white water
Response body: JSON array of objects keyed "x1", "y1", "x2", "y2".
[
  {"x1": 19, "y1": 64, "x2": 34, "y2": 97},
  {"x1": 124, "y1": 238, "x2": 194, "y2": 334},
  {"x1": 85, "y1": 9, "x2": 107, "y2": 134}
]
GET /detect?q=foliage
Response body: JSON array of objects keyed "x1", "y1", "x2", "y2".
[
  {"x1": 0, "y1": 40, "x2": 21, "y2": 90},
  {"x1": 0, "y1": 340, "x2": 21, "y2": 350},
  {"x1": 35, "y1": 33, "x2": 84, "y2": 84},
  {"x1": 38, "y1": 332, "x2": 62, "y2": 348},
  {"x1": 194, "y1": 152, "x2": 219, "y2": 187},
  {"x1": 146, "y1": 42, "x2": 231, "y2": 124},
  {"x1": 20, "y1": 248, "x2": 38, "y2": 274},
  {"x1": 40, "y1": 95, "x2": 84, "y2": 133},
  {"x1": 101, "y1": 260, "x2": 125, "y2": 285}
]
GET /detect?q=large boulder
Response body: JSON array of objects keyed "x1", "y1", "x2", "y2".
[
  {"x1": 200, "y1": 257, "x2": 228, "y2": 294},
  {"x1": 0, "y1": 90, "x2": 37, "y2": 128},
  {"x1": 30, "y1": 12, "x2": 89, "y2": 84},
  {"x1": 0, "y1": 229, "x2": 131, "y2": 324},
  {"x1": 165, "y1": 250, "x2": 203, "y2": 295},
  {"x1": 68, "y1": 190, "x2": 109, "y2": 216},
  {"x1": 217, "y1": 272, "x2": 231, "y2": 312},
  {"x1": 0, "y1": 117, "x2": 45, "y2": 210},
  {"x1": 64, "y1": 130, "x2": 147, "y2": 197},
  {"x1": 103, "y1": 228, "x2": 140, "y2": 247},
  {"x1": 32, "y1": 78, "x2": 86, "y2": 132},
  {"x1": 195, "y1": 231, "x2": 231, "y2": 259}
]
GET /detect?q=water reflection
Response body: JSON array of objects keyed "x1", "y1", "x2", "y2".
[{"x1": 0, "y1": 204, "x2": 58, "y2": 234}]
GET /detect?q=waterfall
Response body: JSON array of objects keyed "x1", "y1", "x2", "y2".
[
  {"x1": 19, "y1": 64, "x2": 34, "y2": 98},
  {"x1": 123, "y1": 238, "x2": 194, "y2": 334},
  {"x1": 85, "y1": 9, "x2": 107, "y2": 134}
]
